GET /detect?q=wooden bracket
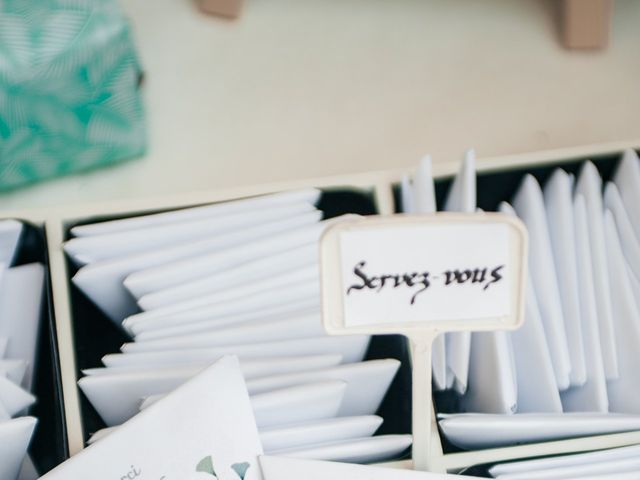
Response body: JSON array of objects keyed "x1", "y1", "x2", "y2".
[
  {"x1": 562, "y1": 0, "x2": 613, "y2": 49},
  {"x1": 197, "y1": 0, "x2": 243, "y2": 19}
]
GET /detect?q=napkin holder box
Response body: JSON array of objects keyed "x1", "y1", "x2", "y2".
[{"x1": 3, "y1": 139, "x2": 640, "y2": 475}]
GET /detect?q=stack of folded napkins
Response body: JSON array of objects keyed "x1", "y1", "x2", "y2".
[
  {"x1": 67, "y1": 189, "x2": 411, "y2": 464},
  {"x1": 402, "y1": 149, "x2": 640, "y2": 450},
  {"x1": 38, "y1": 355, "x2": 468, "y2": 479},
  {"x1": 488, "y1": 444, "x2": 640, "y2": 479},
  {"x1": 0, "y1": 220, "x2": 45, "y2": 480},
  {"x1": 260, "y1": 455, "x2": 481, "y2": 479}
]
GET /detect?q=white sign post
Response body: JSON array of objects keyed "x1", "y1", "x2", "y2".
[{"x1": 319, "y1": 213, "x2": 528, "y2": 471}]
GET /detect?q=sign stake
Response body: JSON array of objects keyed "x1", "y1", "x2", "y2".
[{"x1": 409, "y1": 333, "x2": 436, "y2": 471}]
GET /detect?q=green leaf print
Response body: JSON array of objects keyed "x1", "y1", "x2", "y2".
[
  {"x1": 195, "y1": 456, "x2": 217, "y2": 477},
  {"x1": 231, "y1": 462, "x2": 250, "y2": 480}
]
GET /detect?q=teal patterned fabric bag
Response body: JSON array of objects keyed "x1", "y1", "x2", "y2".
[{"x1": 0, "y1": 0, "x2": 146, "y2": 190}]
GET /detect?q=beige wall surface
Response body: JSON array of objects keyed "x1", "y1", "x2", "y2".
[{"x1": 1, "y1": 0, "x2": 639, "y2": 211}]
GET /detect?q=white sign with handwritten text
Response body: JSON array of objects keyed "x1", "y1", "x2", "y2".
[{"x1": 338, "y1": 222, "x2": 511, "y2": 328}]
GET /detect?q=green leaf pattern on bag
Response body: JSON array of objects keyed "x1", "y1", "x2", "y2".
[{"x1": 0, "y1": 0, "x2": 146, "y2": 191}]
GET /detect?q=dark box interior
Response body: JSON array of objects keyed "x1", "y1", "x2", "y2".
[
  {"x1": 63, "y1": 187, "x2": 413, "y2": 457},
  {"x1": 393, "y1": 150, "x2": 638, "y2": 458},
  {"x1": 12, "y1": 221, "x2": 69, "y2": 474}
]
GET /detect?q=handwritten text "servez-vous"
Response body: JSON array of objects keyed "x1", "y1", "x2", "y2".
[{"x1": 346, "y1": 261, "x2": 505, "y2": 305}]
